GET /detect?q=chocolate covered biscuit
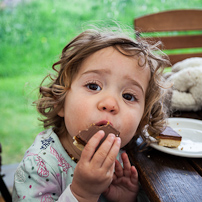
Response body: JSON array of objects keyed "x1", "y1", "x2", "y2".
[
  {"x1": 73, "y1": 124, "x2": 120, "y2": 151},
  {"x1": 156, "y1": 126, "x2": 182, "y2": 148}
]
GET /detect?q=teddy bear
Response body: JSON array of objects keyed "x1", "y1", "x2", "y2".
[{"x1": 164, "y1": 57, "x2": 202, "y2": 111}]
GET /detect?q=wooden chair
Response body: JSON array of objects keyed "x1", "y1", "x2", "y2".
[
  {"x1": 0, "y1": 143, "x2": 12, "y2": 202},
  {"x1": 134, "y1": 9, "x2": 202, "y2": 65}
]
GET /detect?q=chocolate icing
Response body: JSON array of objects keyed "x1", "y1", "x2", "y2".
[
  {"x1": 74, "y1": 124, "x2": 120, "y2": 149},
  {"x1": 157, "y1": 126, "x2": 182, "y2": 140}
]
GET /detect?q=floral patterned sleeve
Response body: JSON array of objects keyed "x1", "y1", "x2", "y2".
[
  {"x1": 12, "y1": 129, "x2": 79, "y2": 202},
  {"x1": 12, "y1": 152, "x2": 78, "y2": 201}
]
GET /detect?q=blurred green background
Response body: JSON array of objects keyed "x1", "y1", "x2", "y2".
[{"x1": 1, "y1": 0, "x2": 202, "y2": 165}]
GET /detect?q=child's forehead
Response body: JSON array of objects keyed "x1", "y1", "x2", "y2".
[
  {"x1": 77, "y1": 46, "x2": 151, "y2": 82},
  {"x1": 81, "y1": 46, "x2": 149, "y2": 70}
]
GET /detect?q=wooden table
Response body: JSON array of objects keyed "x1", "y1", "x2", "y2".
[{"x1": 129, "y1": 110, "x2": 202, "y2": 202}]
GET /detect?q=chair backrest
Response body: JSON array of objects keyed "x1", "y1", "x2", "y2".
[{"x1": 134, "y1": 9, "x2": 202, "y2": 65}]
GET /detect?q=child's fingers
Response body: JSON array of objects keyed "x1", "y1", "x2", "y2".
[
  {"x1": 92, "y1": 134, "x2": 120, "y2": 168},
  {"x1": 101, "y1": 136, "x2": 121, "y2": 170},
  {"x1": 122, "y1": 153, "x2": 132, "y2": 177},
  {"x1": 114, "y1": 159, "x2": 123, "y2": 178},
  {"x1": 130, "y1": 166, "x2": 138, "y2": 185},
  {"x1": 80, "y1": 130, "x2": 105, "y2": 162}
]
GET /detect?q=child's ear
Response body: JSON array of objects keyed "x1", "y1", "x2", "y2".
[{"x1": 57, "y1": 107, "x2": 64, "y2": 117}]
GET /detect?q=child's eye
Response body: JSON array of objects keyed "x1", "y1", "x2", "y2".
[
  {"x1": 122, "y1": 93, "x2": 137, "y2": 102},
  {"x1": 86, "y1": 83, "x2": 101, "y2": 91}
]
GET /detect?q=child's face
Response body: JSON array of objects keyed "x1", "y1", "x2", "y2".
[{"x1": 58, "y1": 47, "x2": 151, "y2": 148}]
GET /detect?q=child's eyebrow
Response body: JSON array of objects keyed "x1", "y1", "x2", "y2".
[
  {"x1": 81, "y1": 69, "x2": 111, "y2": 76},
  {"x1": 124, "y1": 76, "x2": 145, "y2": 95}
]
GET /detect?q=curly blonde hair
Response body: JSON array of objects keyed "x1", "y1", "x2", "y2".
[{"x1": 35, "y1": 27, "x2": 170, "y2": 151}]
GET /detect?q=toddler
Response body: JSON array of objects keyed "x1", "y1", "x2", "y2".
[{"x1": 13, "y1": 26, "x2": 169, "y2": 202}]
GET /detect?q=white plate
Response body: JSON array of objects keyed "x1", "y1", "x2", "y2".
[{"x1": 150, "y1": 118, "x2": 202, "y2": 158}]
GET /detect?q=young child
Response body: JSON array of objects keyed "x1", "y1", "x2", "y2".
[{"x1": 12, "y1": 26, "x2": 169, "y2": 202}]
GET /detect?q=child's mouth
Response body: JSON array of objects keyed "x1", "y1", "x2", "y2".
[{"x1": 95, "y1": 120, "x2": 112, "y2": 127}]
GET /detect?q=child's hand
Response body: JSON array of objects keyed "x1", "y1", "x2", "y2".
[
  {"x1": 71, "y1": 130, "x2": 121, "y2": 202},
  {"x1": 103, "y1": 152, "x2": 139, "y2": 202}
]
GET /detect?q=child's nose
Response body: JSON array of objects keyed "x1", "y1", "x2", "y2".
[{"x1": 98, "y1": 96, "x2": 119, "y2": 114}]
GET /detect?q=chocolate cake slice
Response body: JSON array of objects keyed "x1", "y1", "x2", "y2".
[
  {"x1": 156, "y1": 126, "x2": 182, "y2": 148},
  {"x1": 73, "y1": 124, "x2": 120, "y2": 151}
]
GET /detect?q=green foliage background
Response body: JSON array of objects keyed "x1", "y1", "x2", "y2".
[{"x1": 1, "y1": 0, "x2": 202, "y2": 164}]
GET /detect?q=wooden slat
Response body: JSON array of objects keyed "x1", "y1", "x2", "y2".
[
  {"x1": 172, "y1": 110, "x2": 202, "y2": 120},
  {"x1": 129, "y1": 149, "x2": 202, "y2": 202},
  {"x1": 144, "y1": 34, "x2": 202, "y2": 50},
  {"x1": 135, "y1": 9, "x2": 202, "y2": 32},
  {"x1": 168, "y1": 53, "x2": 202, "y2": 65},
  {"x1": 189, "y1": 159, "x2": 202, "y2": 176},
  {"x1": 134, "y1": 9, "x2": 202, "y2": 65}
]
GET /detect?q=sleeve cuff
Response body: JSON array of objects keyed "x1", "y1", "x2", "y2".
[{"x1": 57, "y1": 184, "x2": 78, "y2": 202}]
